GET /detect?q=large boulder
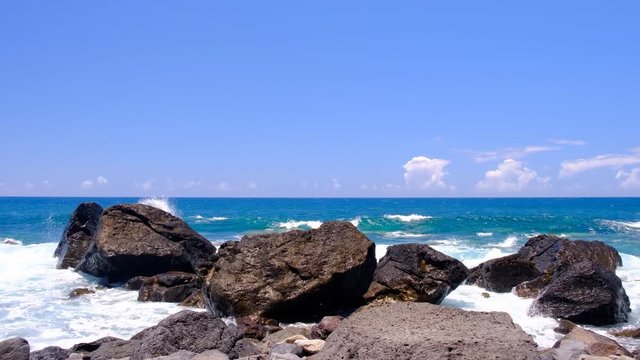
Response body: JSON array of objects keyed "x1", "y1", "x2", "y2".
[
  {"x1": 76, "y1": 204, "x2": 217, "y2": 281},
  {"x1": 364, "y1": 243, "x2": 469, "y2": 304},
  {"x1": 124, "y1": 271, "x2": 203, "y2": 303},
  {"x1": 313, "y1": 302, "x2": 539, "y2": 360},
  {"x1": 0, "y1": 337, "x2": 29, "y2": 360},
  {"x1": 468, "y1": 234, "x2": 622, "y2": 294},
  {"x1": 30, "y1": 346, "x2": 70, "y2": 360},
  {"x1": 54, "y1": 202, "x2": 103, "y2": 269},
  {"x1": 530, "y1": 261, "x2": 630, "y2": 325},
  {"x1": 206, "y1": 222, "x2": 376, "y2": 321}
]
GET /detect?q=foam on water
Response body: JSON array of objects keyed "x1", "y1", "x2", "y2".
[
  {"x1": 192, "y1": 215, "x2": 228, "y2": 223},
  {"x1": 349, "y1": 217, "x2": 361, "y2": 227},
  {"x1": 0, "y1": 242, "x2": 184, "y2": 350},
  {"x1": 488, "y1": 235, "x2": 519, "y2": 248},
  {"x1": 275, "y1": 220, "x2": 323, "y2": 230},
  {"x1": 383, "y1": 214, "x2": 432, "y2": 222},
  {"x1": 383, "y1": 231, "x2": 428, "y2": 238},
  {"x1": 2, "y1": 237, "x2": 22, "y2": 245},
  {"x1": 476, "y1": 232, "x2": 493, "y2": 237},
  {"x1": 137, "y1": 197, "x2": 179, "y2": 216}
]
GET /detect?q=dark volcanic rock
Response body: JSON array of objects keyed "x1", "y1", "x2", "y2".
[
  {"x1": 206, "y1": 222, "x2": 376, "y2": 321},
  {"x1": 530, "y1": 261, "x2": 630, "y2": 325},
  {"x1": 311, "y1": 316, "x2": 344, "y2": 340},
  {"x1": 76, "y1": 204, "x2": 217, "y2": 281},
  {"x1": 364, "y1": 243, "x2": 469, "y2": 304},
  {"x1": 30, "y1": 346, "x2": 70, "y2": 360},
  {"x1": 236, "y1": 315, "x2": 282, "y2": 340},
  {"x1": 54, "y1": 202, "x2": 103, "y2": 269},
  {"x1": 468, "y1": 234, "x2": 622, "y2": 293},
  {"x1": 540, "y1": 326, "x2": 631, "y2": 359},
  {"x1": 313, "y1": 302, "x2": 539, "y2": 360},
  {"x1": 125, "y1": 272, "x2": 203, "y2": 303},
  {"x1": 0, "y1": 337, "x2": 29, "y2": 360}
]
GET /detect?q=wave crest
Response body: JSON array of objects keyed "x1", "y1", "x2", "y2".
[
  {"x1": 384, "y1": 214, "x2": 432, "y2": 222},
  {"x1": 276, "y1": 220, "x2": 323, "y2": 230},
  {"x1": 137, "y1": 197, "x2": 178, "y2": 216}
]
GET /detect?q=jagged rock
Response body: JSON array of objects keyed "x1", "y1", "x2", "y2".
[
  {"x1": 125, "y1": 272, "x2": 203, "y2": 303},
  {"x1": 236, "y1": 315, "x2": 282, "y2": 340},
  {"x1": 76, "y1": 204, "x2": 217, "y2": 281},
  {"x1": 30, "y1": 346, "x2": 70, "y2": 360},
  {"x1": 313, "y1": 302, "x2": 539, "y2": 360},
  {"x1": 0, "y1": 337, "x2": 30, "y2": 360},
  {"x1": 539, "y1": 326, "x2": 631, "y2": 360},
  {"x1": 230, "y1": 338, "x2": 268, "y2": 359},
  {"x1": 68, "y1": 288, "x2": 95, "y2": 298},
  {"x1": 263, "y1": 327, "x2": 311, "y2": 347},
  {"x1": 206, "y1": 222, "x2": 376, "y2": 321},
  {"x1": 363, "y1": 243, "x2": 469, "y2": 304},
  {"x1": 54, "y1": 202, "x2": 103, "y2": 269},
  {"x1": 310, "y1": 316, "x2": 343, "y2": 340},
  {"x1": 530, "y1": 261, "x2": 630, "y2": 325}
]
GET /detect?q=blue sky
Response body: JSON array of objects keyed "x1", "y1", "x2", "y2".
[{"x1": 1, "y1": 1, "x2": 639, "y2": 197}]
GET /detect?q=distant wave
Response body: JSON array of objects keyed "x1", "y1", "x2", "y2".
[
  {"x1": 619, "y1": 221, "x2": 640, "y2": 229},
  {"x1": 137, "y1": 197, "x2": 178, "y2": 216},
  {"x1": 383, "y1": 231, "x2": 428, "y2": 239},
  {"x1": 384, "y1": 214, "x2": 432, "y2": 222},
  {"x1": 1, "y1": 238, "x2": 22, "y2": 245},
  {"x1": 192, "y1": 215, "x2": 228, "y2": 223},
  {"x1": 276, "y1": 220, "x2": 323, "y2": 230},
  {"x1": 476, "y1": 232, "x2": 493, "y2": 237},
  {"x1": 488, "y1": 235, "x2": 518, "y2": 248},
  {"x1": 601, "y1": 220, "x2": 640, "y2": 231}
]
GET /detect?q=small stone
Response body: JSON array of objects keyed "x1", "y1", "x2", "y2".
[
  {"x1": 554, "y1": 319, "x2": 577, "y2": 334},
  {"x1": 310, "y1": 315, "x2": 343, "y2": 340},
  {"x1": 269, "y1": 343, "x2": 304, "y2": 356},
  {"x1": 611, "y1": 328, "x2": 640, "y2": 338},
  {"x1": 293, "y1": 339, "x2": 325, "y2": 354},
  {"x1": 481, "y1": 292, "x2": 490, "y2": 298},
  {"x1": 282, "y1": 335, "x2": 307, "y2": 344},
  {"x1": 69, "y1": 288, "x2": 95, "y2": 298}
]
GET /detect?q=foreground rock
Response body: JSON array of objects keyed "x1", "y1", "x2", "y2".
[
  {"x1": 0, "y1": 337, "x2": 29, "y2": 360},
  {"x1": 76, "y1": 204, "x2": 217, "y2": 281},
  {"x1": 364, "y1": 243, "x2": 469, "y2": 304},
  {"x1": 124, "y1": 271, "x2": 203, "y2": 303},
  {"x1": 313, "y1": 302, "x2": 539, "y2": 360},
  {"x1": 468, "y1": 234, "x2": 622, "y2": 293},
  {"x1": 530, "y1": 261, "x2": 630, "y2": 325},
  {"x1": 54, "y1": 202, "x2": 103, "y2": 269},
  {"x1": 540, "y1": 326, "x2": 631, "y2": 359},
  {"x1": 206, "y1": 222, "x2": 376, "y2": 321}
]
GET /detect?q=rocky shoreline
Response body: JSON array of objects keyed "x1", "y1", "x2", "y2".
[{"x1": 1, "y1": 202, "x2": 639, "y2": 360}]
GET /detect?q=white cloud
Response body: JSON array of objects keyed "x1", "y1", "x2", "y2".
[
  {"x1": 616, "y1": 168, "x2": 640, "y2": 189},
  {"x1": 476, "y1": 159, "x2": 539, "y2": 193},
  {"x1": 97, "y1": 176, "x2": 108, "y2": 185},
  {"x1": 467, "y1": 145, "x2": 558, "y2": 163},
  {"x1": 559, "y1": 154, "x2": 640, "y2": 177},
  {"x1": 549, "y1": 138, "x2": 587, "y2": 146},
  {"x1": 82, "y1": 176, "x2": 108, "y2": 189},
  {"x1": 25, "y1": 182, "x2": 34, "y2": 189},
  {"x1": 403, "y1": 156, "x2": 451, "y2": 189},
  {"x1": 332, "y1": 178, "x2": 342, "y2": 190},
  {"x1": 247, "y1": 181, "x2": 257, "y2": 190},
  {"x1": 81, "y1": 180, "x2": 94, "y2": 189},
  {"x1": 217, "y1": 181, "x2": 229, "y2": 191}
]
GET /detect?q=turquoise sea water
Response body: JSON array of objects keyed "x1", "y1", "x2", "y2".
[{"x1": 1, "y1": 196, "x2": 640, "y2": 350}]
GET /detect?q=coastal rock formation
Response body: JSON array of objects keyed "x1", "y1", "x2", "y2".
[
  {"x1": 54, "y1": 202, "x2": 103, "y2": 269},
  {"x1": 0, "y1": 337, "x2": 29, "y2": 360},
  {"x1": 313, "y1": 302, "x2": 539, "y2": 360},
  {"x1": 30, "y1": 346, "x2": 70, "y2": 360},
  {"x1": 124, "y1": 271, "x2": 203, "y2": 303},
  {"x1": 310, "y1": 315, "x2": 344, "y2": 340},
  {"x1": 235, "y1": 315, "x2": 282, "y2": 340},
  {"x1": 205, "y1": 221, "x2": 376, "y2": 321},
  {"x1": 530, "y1": 261, "x2": 630, "y2": 325},
  {"x1": 76, "y1": 204, "x2": 217, "y2": 281},
  {"x1": 468, "y1": 234, "x2": 622, "y2": 293},
  {"x1": 363, "y1": 243, "x2": 469, "y2": 304},
  {"x1": 540, "y1": 326, "x2": 631, "y2": 359}
]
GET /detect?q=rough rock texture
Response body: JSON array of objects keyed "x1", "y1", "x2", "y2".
[
  {"x1": 230, "y1": 338, "x2": 267, "y2": 359},
  {"x1": 54, "y1": 202, "x2": 103, "y2": 269},
  {"x1": 540, "y1": 326, "x2": 631, "y2": 360},
  {"x1": 612, "y1": 328, "x2": 640, "y2": 338},
  {"x1": 530, "y1": 261, "x2": 630, "y2": 325},
  {"x1": 30, "y1": 346, "x2": 70, "y2": 360},
  {"x1": 364, "y1": 244, "x2": 469, "y2": 304},
  {"x1": 310, "y1": 316, "x2": 343, "y2": 340},
  {"x1": 0, "y1": 337, "x2": 29, "y2": 360},
  {"x1": 125, "y1": 271, "x2": 203, "y2": 303},
  {"x1": 468, "y1": 234, "x2": 622, "y2": 293},
  {"x1": 206, "y1": 222, "x2": 376, "y2": 321},
  {"x1": 236, "y1": 315, "x2": 282, "y2": 340},
  {"x1": 313, "y1": 302, "x2": 539, "y2": 360},
  {"x1": 68, "y1": 287, "x2": 95, "y2": 298},
  {"x1": 76, "y1": 204, "x2": 217, "y2": 281},
  {"x1": 263, "y1": 327, "x2": 312, "y2": 347}
]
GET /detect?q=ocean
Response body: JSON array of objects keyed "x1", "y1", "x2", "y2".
[{"x1": 1, "y1": 197, "x2": 640, "y2": 350}]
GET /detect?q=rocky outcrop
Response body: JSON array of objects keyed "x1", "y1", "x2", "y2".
[
  {"x1": 235, "y1": 315, "x2": 282, "y2": 340},
  {"x1": 364, "y1": 243, "x2": 469, "y2": 304},
  {"x1": 205, "y1": 222, "x2": 376, "y2": 321},
  {"x1": 530, "y1": 261, "x2": 630, "y2": 325},
  {"x1": 540, "y1": 326, "x2": 631, "y2": 360},
  {"x1": 30, "y1": 346, "x2": 70, "y2": 360},
  {"x1": 313, "y1": 302, "x2": 539, "y2": 360},
  {"x1": 310, "y1": 316, "x2": 343, "y2": 340},
  {"x1": 76, "y1": 204, "x2": 217, "y2": 281},
  {"x1": 54, "y1": 202, "x2": 103, "y2": 269},
  {"x1": 124, "y1": 271, "x2": 203, "y2": 304},
  {"x1": 468, "y1": 234, "x2": 622, "y2": 294},
  {"x1": 0, "y1": 337, "x2": 29, "y2": 360}
]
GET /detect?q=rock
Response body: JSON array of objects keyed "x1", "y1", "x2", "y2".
[
  {"x1": 54, "y1": 202, "x2": 104, "y2": 269},
  {"x1": 236, "y1": 315, "x2": 282, "y2": 340},
  {"x1": 293, "y1": 339, "x2": 324, "y2": 355},
  {"x1": 363, "y1": 243, "x2": 469, "y2": 304},
  {"x1": 267, "y1": 354, "x2": 301, "y2": 360},
  {"x1": 30, "y1": 346, "x2": 70, "y2": 360},
  {"x1": 206, "y1": 221, "x2": 376, "y2": 321},
  {"x1": 263, "y1": 327, "x2": 312, "y2": 346},
  {"x1": 192, "y1": 350, "x2": 230, "y2": 360},
  {"x1": 530, "y1": 261, "x2": 630, "y2": 325},
  {"x1": 68, "y1": 288, "x2": 95, "y2": 298},
  {"x1": 230, "y1": 338, "x2": 268, "y2": 359},
  {"x1": 514, "y1": 274, "x2": 553, "y2": 298},
  {"x1": 0, "y1": 337, "x2": 29, "y2": 360},
  {"x1": 313, "y1": 302, "x2": 539, "y2": 360},
  {"x1": 130, "y1": 310, "x2": 243, "y2": 359},
  {"x1": 554, "y1": 319, "x2": 577, "y2": 334},
  {"x1": 282, "y1": 335, "x2": 308, "y2": 344},
  {"x1": 80, "y1": 338, "x2": 138, "y2": 360},
  {"x1": 468, "y1": 234, "x2": 622, "y2": 293},
  {"x1": 310, "y1": 316, "x2": 343, "y2": 340},
  {"x1": 151, "y1": 350, "x2": 196, "y2": 359},
  {"x1": 180, "y1": 291, "x2": 206, "y2": 308},
  {"x1": 76, "y1": 204, "x2": 217, "y2": 281},
  {"x1": 124, "y1": 272, "x2": 203, "y2": 303},
  {"x1": 481, "y1": 292, "x2": 490, "y2": 298},
  {"x1": 611, "y1": 328, "x2": 640, "y2": 338},
  {"x1": 269, "y1": 343, "x2": 304, "y2": 357},
  {"x1": 540, "y1": 326, "x2": 631, "y2": 359}
]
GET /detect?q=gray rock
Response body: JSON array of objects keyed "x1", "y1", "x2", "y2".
[
  {"x1": 269, "y1": 343, "x2": 304, "y2": 357},
  {"x1": 192, "y1": 350, "x2": 230, "y2": 360},
  {"x1": 54, "y1": 202, "x2": 103, "y2": 269},
  {"x1": 313, "y1": 302, "x2": 539, "y2": 360},
  {"x1": 29, "y1": 346, "x2": 70, "y2": 360},
  {"x1": 152, "y1": 350, "x2": 196, "y2": 359},
  {"x1": 125, "y1": 272, "x2": 203, "y2": 303},
  {"x1": 310, "y1": 316, "x2": 343, "y2": 340},
  {"x1": 267, "y1": 354, "x2": 302, "y2": 360},
  {"x1": 206, "y1": 222, "x2": 376, "y2": 321},
  {"x1": 0, "y1": 337, "x2": 29, "y2": 360},
  {"x1": 263, "y1": 327, "x2": 311, "y2": 346},
  {"x1": 230, "y1": 338, "x2": 268, "y2": 359},
  {"x1": 540, "y1": 326, "x2": 631, "y2": 359}
]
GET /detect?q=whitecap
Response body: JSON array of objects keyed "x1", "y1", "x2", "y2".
[
  {"x1": 349, "y1": 217, "x2": 361, "y2": 227},
  {"x1": 488, "y1": 235, "x2": 518, "y2": 249},
  {"x1": 383, "y1": 231, "x2": 428, "y2": 239},
  {"x1": 276, "y1": 220, "x2": 323, "y2": 230},
  {"x1": 476, "y1": 232, "x2": 493, "y2": 237},
  {"x1": 383, "y1": 214, "x2": 432, "y2": 222},
  {"x1": 192, "y1": 215, "x2": 228, "y2": 223},
  {"x1": 137, "y1": 197, "x2": 178, "y2": 216}
]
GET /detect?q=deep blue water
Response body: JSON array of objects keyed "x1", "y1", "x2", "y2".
[{"x1": 1, "y1": 197, "x2": 639, "y2": 255}]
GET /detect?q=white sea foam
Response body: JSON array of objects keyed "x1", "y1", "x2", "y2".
[
  {"x1": 605, "y1": 220, "x2": 640, "y2": 230},
  {"x1": 276, "y1": 220, "x2": 323, "y2": 230},
  {"x1": 383, "y1": 231, "x2": 428, "y2": 239},
  {"x1": 137, "y1": 197, "x2": 178, "y2": 216},
  {"x1": 384, "y1": 214, "x2": 432, "y2": 222},
  {"x1": 192, "y1": 215, "x2": 228, "y2": 223},
  {"x1": 0, "y1": 243, "x2": 185, "y2": 350},
  {"x1": 476, "y1": 232, "x2": 493, "y2": 237},
  {"x1": 2, "y1": 237, "x2": 22, "y2": 245},
  {"x1": 488, "y1": 235, "x2": 518, "y2": 248},
  {"x1": 349, "y1": 217, "x2": 361, "y2": 227}
]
